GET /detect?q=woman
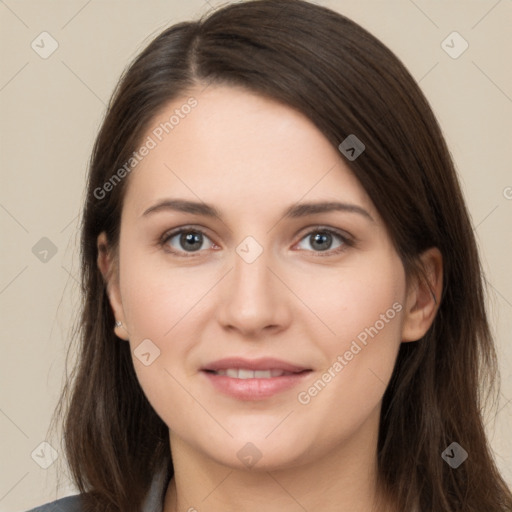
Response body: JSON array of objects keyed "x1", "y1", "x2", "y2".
[{"x1": 28, "y1": 0, "x2": 512, "y2": 511}]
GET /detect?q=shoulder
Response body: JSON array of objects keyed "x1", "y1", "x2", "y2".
[{"x1": 25, "y1": 494, "x2": 84, "y2": 512}]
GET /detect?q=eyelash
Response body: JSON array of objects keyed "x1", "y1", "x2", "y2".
[{"x1": 159, "y1": 225, "x2": 355, "y2": 258}]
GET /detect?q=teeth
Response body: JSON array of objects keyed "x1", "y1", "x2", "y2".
[
  {"x1": 239, "y1": 369, "x2": 255, "y2": 379},
  {"x1": 212, "y1": 368, "x2": 292, "y2": 379},
  {"x1": 254, "y1": 370, "x2": 272, "y2": 378}
]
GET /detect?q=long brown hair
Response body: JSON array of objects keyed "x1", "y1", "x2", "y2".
[{"x1": 49, "y1": 1, "x2": 512, "y2": 510}]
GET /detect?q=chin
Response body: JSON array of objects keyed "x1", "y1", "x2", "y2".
[{"x1": 193, "y1": 425, "x2": 317, "y2": 472}]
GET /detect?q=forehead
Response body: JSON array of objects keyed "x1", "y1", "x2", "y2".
[{"x1": 122, "y1": 85, "x2": 375, "y2": 220}]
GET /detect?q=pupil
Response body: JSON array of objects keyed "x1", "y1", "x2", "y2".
[
  {"x1": 181, "y1": 232, "x2": 202, "y2": 251},
  {"x1": 312, "y1": 232, "x2": 331, "y2": 251}
]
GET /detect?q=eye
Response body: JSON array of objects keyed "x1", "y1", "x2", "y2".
[
  {"x1": 160, "y1": 225, "x2": 353, "y2": 258},
  {"x1": 161, "y1": 227, "x2": 215, "y2": 256},
  {"x1": 295, "y1": 227, "x2": 352, "y2": 256}
]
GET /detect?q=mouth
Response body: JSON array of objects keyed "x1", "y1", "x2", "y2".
[
  {"x1": 204, "y1": 368, "x2": 304, "y2": 378},
  {"x1": 201, "y1": 357, "x2": 312, "y2": 400}
]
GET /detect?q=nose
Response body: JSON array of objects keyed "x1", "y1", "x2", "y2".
[{"x1": 215, "y1": 245, "x2": 292, "y2": 338}]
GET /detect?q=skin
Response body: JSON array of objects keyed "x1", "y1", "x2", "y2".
[{"x1": 98, "y1": 85, "x2": 442, "y2": 512}]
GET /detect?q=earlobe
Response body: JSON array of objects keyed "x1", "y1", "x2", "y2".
[
  {"x1": 97, "y1": 232, "x2": 129, "y2": 341},
  {"x1": 401, "y1": 247, "x2": 443, "y2": 343}
]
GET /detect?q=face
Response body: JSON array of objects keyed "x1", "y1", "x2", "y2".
[{"x1": 100, "y1": 84, "x2": 427, "y2": 471}]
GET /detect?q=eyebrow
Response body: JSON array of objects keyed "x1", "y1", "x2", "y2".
[{"x1": 142, "y1": 198, "x2": 374, "y2": 222}]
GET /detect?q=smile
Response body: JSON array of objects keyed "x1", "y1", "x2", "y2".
[
  {"x1": 208, "y1": 368, "x2": 296, "y2": 379},
  {"x1": 202, "y1": 371, "x2": 311, "y2": 400}
]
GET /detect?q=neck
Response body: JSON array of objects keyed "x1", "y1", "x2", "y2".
[{"x1": 163, "y1": 406, "x2": 394, "y2": 512}]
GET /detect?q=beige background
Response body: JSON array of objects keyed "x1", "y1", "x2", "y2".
[{"x1": 1, "y1": 0, "x2": 511, "y2": 510}]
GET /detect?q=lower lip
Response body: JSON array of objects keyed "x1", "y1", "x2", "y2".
[{"x1": 201, "y1": 370, "x2": 312, "y2": 400}]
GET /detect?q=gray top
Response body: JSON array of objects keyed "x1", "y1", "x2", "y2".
[
  {"x1": 26, "y1": 470, "x2": 421, "y2": 511},
  {"x1": 26, "y1": 467, "x2": 168, "y2": 512}
]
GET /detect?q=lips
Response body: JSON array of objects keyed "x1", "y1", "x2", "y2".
[
  {"x1": 202, "y1": 357, "x2": 310, "y2": 374},
  {"x1": 201, "y1": 357, "x2": 312, "y2": 400}
]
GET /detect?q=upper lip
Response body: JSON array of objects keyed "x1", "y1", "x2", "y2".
[{"x1": 201, "y1": 357, "x2": 311, "y2": 373}]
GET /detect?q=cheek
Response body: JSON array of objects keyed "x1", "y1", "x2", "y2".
[
  {"x1": 118, "y1": 254, "x2": 211, "y2": 426},
  {"x1": 290, "y1": 254, "x2": 405, "y2": 406},
  {"x1": 119, "y1": 249, "x2": 215, "y2": 341},
  {"x1": 293, "y1": 250, "x2": 405, "y2": 353},
  {"x1": 290, "y1": 256, "x2": 405, "y2": 438}
]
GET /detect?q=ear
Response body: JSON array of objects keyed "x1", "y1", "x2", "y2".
[
  {"x1": 401, "y1": 247, "x2": 443, "y2": 343},
  {"x1": 97, "y1": 232, "x2": 129, "y2": 341}
]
